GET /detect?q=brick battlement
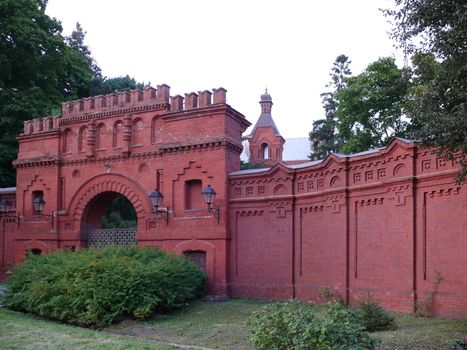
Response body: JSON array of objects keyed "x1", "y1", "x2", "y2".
[
  {"x1": 21, "y1": 85, "x2": 228, "y2": 135},
  {"x1": 61, "y1": 85, "x2": 171, "y2": 118},
  {"x1": 22, "y1": 116, "x2": 61, "y2": 135}
]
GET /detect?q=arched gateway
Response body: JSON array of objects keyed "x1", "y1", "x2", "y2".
[
  {"x1": 68, "y1": 173, "x2": 148, "y2": 247},
  {"x1": 68, "y1": 173, "x2": 150, "y2": 247},
  {"x1": 13, "y1": 85, "x2": 250, "y2": 296}
]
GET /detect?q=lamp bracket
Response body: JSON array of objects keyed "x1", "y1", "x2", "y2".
[
  {"x1": 153, "y1": 206, "x2": 169, "y2": 225},
  {"x1": 209, "y1": 204, "x2": 220, "y2": 224}
]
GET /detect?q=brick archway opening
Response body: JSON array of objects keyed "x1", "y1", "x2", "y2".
[{"x1": 81, "y1": 191, "x2": 138, "y2": 248}]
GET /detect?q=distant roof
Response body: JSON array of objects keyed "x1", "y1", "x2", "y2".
[
  {"x1": 260, "y1": 90, "x2": 272, "y2": 102},
  {"x1": 282, "y1": 137, "x2": 310, "y2": 161},
  {"x1": 230, "y1": 167, "x2": 271, "y2": 176},
  {"x1": 249, "y1": 111, "x2": 281, "y2": 137},
  {"x1": 287, "y1": 160, "x2": 322, "y2": 169},
  {"x1": 248, "y1": 90, "x2": 281, "y2": 137},
  {"x1": 0, "y1": 187, "x2": 16, "y2": 194}
]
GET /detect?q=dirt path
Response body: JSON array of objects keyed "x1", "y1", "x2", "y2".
[{"x1": 105, "y1": 319, "x2": 218, "y2": 350}]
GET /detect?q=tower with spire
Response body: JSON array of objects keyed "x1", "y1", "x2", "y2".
[{"x1": 247, "y1": 90, "x2": 285, "y2": 165}]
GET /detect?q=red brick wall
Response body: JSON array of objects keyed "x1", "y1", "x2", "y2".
[
  {"x1": 2, "y1": 87, "x2": 466, "y2": 318},
  {"x1": 229, "y1": 139, "x2": 466, "y2": 318}
]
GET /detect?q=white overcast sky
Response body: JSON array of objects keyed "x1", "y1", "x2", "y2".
[{"x1": 46, "y1": 0, "x2": 402, "y2": 138}]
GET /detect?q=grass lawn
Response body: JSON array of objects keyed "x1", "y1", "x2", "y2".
[
  {"x1": 106, "y1": 299, "x2": 467, "y2": 350},
  {"x1": 107, "y1": 298, "x2": 267, "y2": 350},
  {"x1": 0, "y1": 308, "x2": 177, "y2": 350},
  {"x1": 374, "y1": 313, "x2": 467, "y2": 350},
  {"x1": 1, "y1": 299, "x2": 466, "y2": 349}
]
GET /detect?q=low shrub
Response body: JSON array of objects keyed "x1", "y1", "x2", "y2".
[
  {"x1": 319, "y1": 287, "x2": 344, "y2": 304},
  {"x1": 4, "y1": 246, "x2": 206, "y2": 327},
  {"x1": 356, "y1": 299, "x2": 395, "y2": 332},
  {"x1": 449, "y1": 335, "x2": 467, "y2": 350},
  {"x1": 247, "y1": 301, "x2": 377, "y2": 350}
]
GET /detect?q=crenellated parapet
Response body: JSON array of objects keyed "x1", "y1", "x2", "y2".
[
  {"x1": 60, "y1": 85, "x2": 227, "y2": 119},
  {"x1": 61, "y1": 85, "x2": 170, "y2": 118},
  {"x1": 20, "y1": 85, "x2": 229, "y2": 135},
  {"x1": 22, "y1": 116, "x2": 61, "y2": 135},
  {"x1": 173, "y1": 88, "x2": 226, "y2": 112}
]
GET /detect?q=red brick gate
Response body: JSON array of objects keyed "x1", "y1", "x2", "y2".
[{"x1": 9, "y1": 85, "x2": 250, "y2": 296}]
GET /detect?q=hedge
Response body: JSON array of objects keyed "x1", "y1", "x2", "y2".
[{"x1": 4, "y1": 246, "x2": 206, "y2": 327}]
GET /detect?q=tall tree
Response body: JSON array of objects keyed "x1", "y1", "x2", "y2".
[
  {"x1": 66, "y1": 22, "x2": 101, "y2": 79},
  {"x1": 65, "y1": 24, "x2": 146, "y2": 97},
  {"x1": 385, "y1": 0, "x2": 467, "y2": 182},
  {"x1": 0, "y1": 0, "x2": 91, "y2": 186},
  {"x1": 66, "y1": 22, "x2": 102, "y2": 98},
  {"x1": 0, "y1": 3, "x2": 145, "y2": 187},
  {"x1": 336, "y1": 57, "x2": 410, "y2": 154},
  {"x1": 309, "y1": 55, "x2": 351, "y2": 160}
]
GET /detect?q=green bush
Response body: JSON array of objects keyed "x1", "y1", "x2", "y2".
[
  {"x1": 4, "y1": 246, "x2": 206, "y2": 327},
  {"x1": 449, "y1": 335, "x2": 467, "y2": 350},
  {"x1": 247, "y1": 301, "x2": 377, "y2": 350},
  {"x1": 356, "y1": 299, "x2": 395, "y2": 332}
]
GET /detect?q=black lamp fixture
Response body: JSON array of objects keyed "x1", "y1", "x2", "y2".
[
  {"x1": 31, "y1": 197, "x2": 54, "y2": 226},
  {"x1": 32, "y1": 196, "x2": 45, "y2": 214},
  {"x1": 149, "y1": 189, "x2": 169, "y2": 224},
  {"x1": 202, "y1": 185, "x2": 220, "y2": 224}
]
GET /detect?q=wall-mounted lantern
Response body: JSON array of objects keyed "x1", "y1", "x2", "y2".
[
  {"x1": 0, "y1": 199, "x2": 13, "y2": 217},
  {"x1": 202, "y1": 185, "x2": 220, "y2": 224},
  {"x1": 32, "y1": 197, "x2": 54, "y2": 226},
  {"x1": 149, "y1": 189, "x2": 169, "y2": 224}
]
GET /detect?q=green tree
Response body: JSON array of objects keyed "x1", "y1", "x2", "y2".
[
  {"x1": 101, "y1": 194, "x2": 137, "y2": 228},
  {"x1": 309, "y1": 55, "x2": 352, "y2": 160},
  {"x1": 96, "y1": 75, "x2": 146, "y2": 95},
  {"x1": 0, "y1": 0, "x2": 92, "y2": 186},
  {"x1": 66, "y1": 22, "x2": 102, "y2": 98},
  {"x1": 336, "y1": 57, "x2": 410, "y2": 154},
  {"x1": 0, "y1": 2, "x2": 145, "y2": 187},
  {"x1": 65, "y1": 24, "x2": 146, "y2": 97},
  {"x1": 385, "y1": 0, "x2": 466, "y2": 182}
]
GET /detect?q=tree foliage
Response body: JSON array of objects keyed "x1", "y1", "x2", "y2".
[
  {"x1": 309, "y1": 55, "x2": 351, "y2": 160},
  {"x1": 0, "y1": 0, "x2": 92, "y2": 186},
  {"x1": 96, "y1": 75, "x2": 146, "y2": 95},
  {"x1": 101, "y1": 194, "x2": 137, "y2": 228},
  {"x1": 0, "y1": 1, "x2": 145, "y2": 187},
  {"x1": 65, "y1": 22, "x2": 102, "y2": 98},
  {"x1": 65, "y1": 24, "x2": 146, "y2": 96},
  {"x1": 385, "y1": 0, "x2": 467, "y2": 182},
  {"x1": 336, "y1": 57, "x2": 410, "y2": 154},
  {"x1": 1, "y1": 0, "x2": 69, "y2": 185}
]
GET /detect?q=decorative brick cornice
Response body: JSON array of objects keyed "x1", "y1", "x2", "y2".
[
  {"x1": 296, "y1": 167, "x2": 343, "y2": 180},
  {"x1": 13, "y1": 156, "x2": 60, "y2": 168},
  {"x1": 350, "y1": 153, "x2": 411, "y2": 171},
  {"x1": 427, "y1": 186, "x2": 461, "y2": 198},
  {"x1": 62, "y1": 151, "x2": 160, "y2": 166},
  {"x1": 59, "y1": 103, "x2": 168, "y2": 126},
  {"x1": 159, "y1": 139, "x2": 242, "y2": 155},
  {"x1": 237, "y1": 209, "x2": 264, "y2": 216}
]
